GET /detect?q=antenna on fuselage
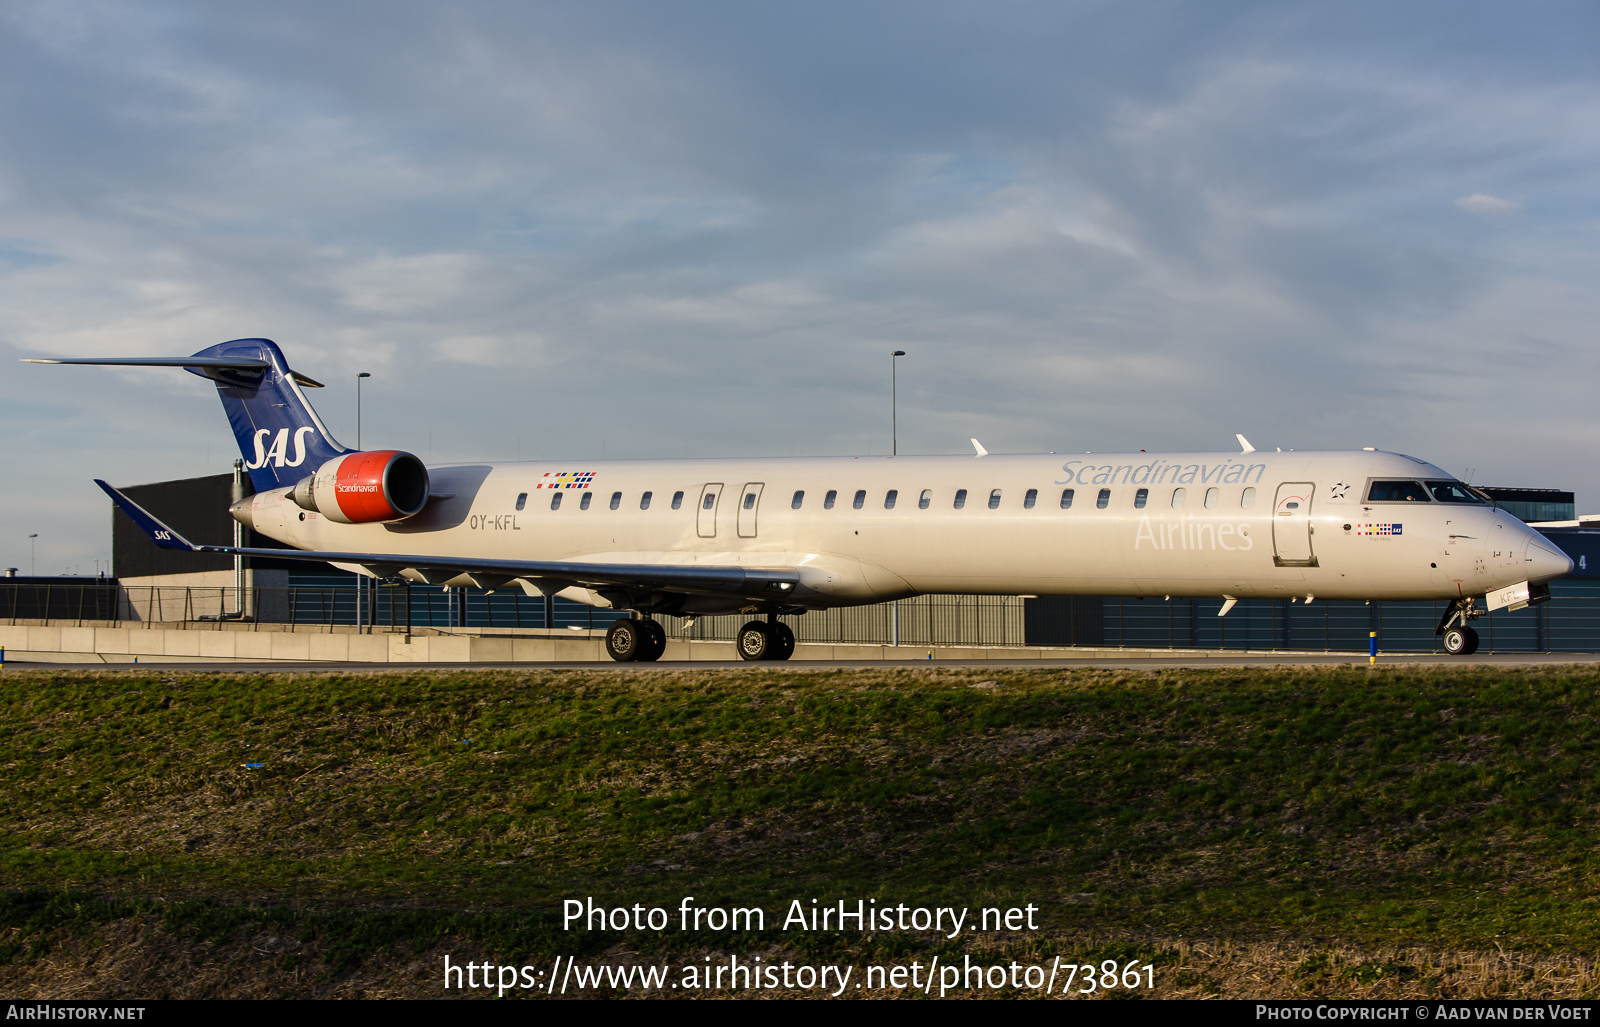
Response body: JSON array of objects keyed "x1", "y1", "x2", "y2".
[{"x1": 1236, "y1": 434, "x2": 1256, "y2": 454}]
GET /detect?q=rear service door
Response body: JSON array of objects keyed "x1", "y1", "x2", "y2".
[
  {"x1": 737, "y1": 482, "x2": 765, "y2": 538},
  {"x1": 698, "y1": 483, "x2": 723, "y2": 538},
  {"x1": 1273, "y1": 483, "x2": 1318, "y2": 567}
]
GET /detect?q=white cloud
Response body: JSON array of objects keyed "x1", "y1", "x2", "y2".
[{"x1": 1455, "y1": 192, "x2": 1520, "y2": 214}]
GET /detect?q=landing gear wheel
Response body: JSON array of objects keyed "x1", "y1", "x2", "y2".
[
  {"x1": 1442, "y1": 625, "x2": 1480, "y2": 656},
  {"x1": 768, "y1": 621, "x2": 795, "y2": 661},
  {"x1": 737, "y1": 621, "x2": 771, "y2": 661},
  {"x1": 606, "y1": 619, "x2": 642, "y2": 662},
  {"x1": 637, "y1": 619, "x2": 667, "y2": 662}
]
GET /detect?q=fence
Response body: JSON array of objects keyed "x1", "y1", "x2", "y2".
[
  {"x1": 5, "y1": 580, "x2": 1599, "y2": 653},
  {"x1": 660, "y1": 594, "x2": 1028, "y2": 647},
  {"x1": 0, "y1": 580, "x2": 120, "y2": 622}
]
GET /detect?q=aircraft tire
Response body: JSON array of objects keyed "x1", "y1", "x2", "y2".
[
  {"x1": 606, "y1": 619, "x2": 642, "y2": 662},
  {"x1": 637, "y1": 619, "x2": 667, "y2": 662},
  {"x1": 768, "y1": 621, "x2": 795, "y2": 661},
  {"x1": 736, "y1": 621, "x2": 771, "y2": 661},
  {"x1": 1442, "y1": 625, "x2": 1480, "y2": 656}
]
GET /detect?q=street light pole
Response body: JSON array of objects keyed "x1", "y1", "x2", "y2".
[
  {"x1": 357, "y1": 372, "x2": 371, "y2": 449},
  {"x1": 28, "y1": 534, "x2": 37, "y2": 576},
  {"x1": 891, "y1": 350, "x2": 906, "y2": 456},
  {"x1": 889, "y1": 350, "x2": 905, "y2": 647}
]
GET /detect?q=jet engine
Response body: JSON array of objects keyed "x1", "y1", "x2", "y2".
[{"x1": 290, "y1": 450, "x2": 430, "y2": 524}]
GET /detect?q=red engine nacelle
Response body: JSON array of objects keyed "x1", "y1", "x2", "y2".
[{"x1": 290, "y1": 450, "x2": 430, "y2": 524}]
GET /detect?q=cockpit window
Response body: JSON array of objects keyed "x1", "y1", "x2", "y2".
[
  {"x1": 1425, "y1": 480, "x2": 1487, "y2": 504},
  {"x1": 1367, "y1": 480, "x2": 1431, "y2": 503}
]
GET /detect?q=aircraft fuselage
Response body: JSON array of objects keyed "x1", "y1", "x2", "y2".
[{"x1": 245, "y1": 448, "x2": 1571, "y2": 613}]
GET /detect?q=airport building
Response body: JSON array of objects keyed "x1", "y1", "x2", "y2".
[{"x1": 4, "y1": 473, "x2": 1597, "y2": 656}]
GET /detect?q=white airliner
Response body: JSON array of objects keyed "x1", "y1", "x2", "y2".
[{"x1": 27, "y1": 339, "x2": 1572, "y2": 661}]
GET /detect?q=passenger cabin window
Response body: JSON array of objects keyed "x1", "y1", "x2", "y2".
[
  {"x1": 1134, "y1": 488, "x2": 1148, "y2": 509},
  {"x1": 610, "y1": 491, "x2": 622, "y2": 510},
  {"x1": 954, "y1": 489, "x2": 967, "y2": 509},
  {"x1": 1367, "y1": 480, "x2": 1431, "y2": 503},
  {"x1": 743, "y1": 491, "x2": 756, "y2": 510},
  {"x1": 1426, "y1": 481, "x2": 1486, "y2": 504},
  {"x1": 1171, "y1": 488, "x2": 1185, "y2": 509},
  {"x1": 1024, "y1": 488, "x2": 1037, "y2": 509},
  {"x1": 1241, "y1": 487, "x2": 1255, "y2": 508},
  {"x1": 852, "y1": 490, "x2": 866, "y2": 510},
  {"x1": 824, "y1": 490, "x2": 837, "y2": 509},
  {"x1": 640, "y1": 491, "x2": 652, "y2": 510},
  {"x1": 792, "y1": 490, "x2": 804, "y2": 509},
  {"x1": 672, "y1": 491, "x2": 684, "y2": 510},
  {"x1": 988, "y1": 489, "x2": 1002, "y2": 509},
  {"x1": 1096, "y1": 489, "x2": 1110, "y2": 509},
  {"x1": 1204, "y1": 488, "x2": 1218, "y2": 509},
  {"x1": 581, "y1": 492, "x2": 593, "y2": 510},
  {"x1": 550, "y1": 492, "x2": 562, "y2": 511},
  {"x1": 885, "y1": 489, "x2": 898, "y2": 509},
  {"x1": 703, "y1": 492, "x2": 715, "y2": 510},
  {"x1": 918, "y1": 489, "x2": 931, "y2": 509},
  {"x1": 515, "y1": 492, "x2": 527, "y2": 511},
  {"x1": 1060, "y1": 488, "x2": 1074, "y2": 509}
]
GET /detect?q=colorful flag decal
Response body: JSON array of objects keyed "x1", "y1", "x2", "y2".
[
  {"x1": 535, "y1": 471, "x2": 595, "y2": 489},
  {"x1": 1355, "y1": 523, "x2": 1402, "y2": 536}
]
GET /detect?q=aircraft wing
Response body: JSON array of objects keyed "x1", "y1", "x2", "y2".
[{"x1": 97, "y1": 480, "x2": 800, "y2": 602}]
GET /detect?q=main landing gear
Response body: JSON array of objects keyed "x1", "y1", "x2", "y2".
[
  {"x1": 606, "y1": 617, "x2": 667, "y2": 662},
  {"x1": 1437, "y1": 598, "x2": 1481, "y2": 656},
  {"x1": 737, "y1": 617, "x2": 795, "y2": 661}
]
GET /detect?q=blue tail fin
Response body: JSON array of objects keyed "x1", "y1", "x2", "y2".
[{"x1": 187, "y1": 338, "x2": 349, "y2": 491}]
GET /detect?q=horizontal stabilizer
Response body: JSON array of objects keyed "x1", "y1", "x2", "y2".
[{"x1": 23, "y1": 355, "x2": 323, "y2": 387}]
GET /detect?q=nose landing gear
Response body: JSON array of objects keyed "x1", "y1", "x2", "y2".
[
  {"x1": 1441, "y1": 624, "x2": 1479, "y2": 656},
  {"x1": 1437, "y1": 598, "x2": 1482, "y2": 656}
]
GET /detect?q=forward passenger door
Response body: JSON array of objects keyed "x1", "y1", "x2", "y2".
[{"x1": 1272, "y1": 483, "x2": 1318, "y2": 567}]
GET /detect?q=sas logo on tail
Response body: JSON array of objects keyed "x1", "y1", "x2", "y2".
[{"x1": 245, "y1": 427, "x2": 317, "y2": 469}]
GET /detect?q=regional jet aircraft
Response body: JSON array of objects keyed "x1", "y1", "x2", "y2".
[{"x1": 27, "y1": 339, "x2": 1572, "y2": 660}]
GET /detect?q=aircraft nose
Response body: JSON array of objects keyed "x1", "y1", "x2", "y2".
[{"x1": 1525, "y1": 538, "x2": 1574, "y2": 584}]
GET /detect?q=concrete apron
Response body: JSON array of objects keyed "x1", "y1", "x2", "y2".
[{"x1": 0, "y1": 623, "x2": 1307, "y2": 664}]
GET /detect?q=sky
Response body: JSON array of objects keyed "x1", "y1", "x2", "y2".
[{"x1": 1, "y1": 1, "x2": 1596, "y2": 575}]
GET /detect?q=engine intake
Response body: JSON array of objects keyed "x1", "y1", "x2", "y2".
[{"x1": 291, "y1": 450, "x2": 430, "y2": 524}]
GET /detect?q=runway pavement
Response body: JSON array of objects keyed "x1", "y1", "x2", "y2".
[{"x1": 6, "y1": 651, "x2": 1599, "y2": 673}]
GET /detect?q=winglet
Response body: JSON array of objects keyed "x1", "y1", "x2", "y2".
[
  {"x1": 94, "y1": 479, "x2": 200, "y2": 551},
  {"x1": 971, "y1": 438, "x2": 988, "y2": 457},
  {"x1": 1236, "y1": 434, "x2": 1256, "y2": 454}
]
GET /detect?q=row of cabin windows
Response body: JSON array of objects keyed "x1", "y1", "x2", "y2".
[
  {"x1": 516, "y1": 490, "x2": 688, "y2": 512},
  {"x1": 786, "y1": 486, "x2": 1257, "y2": 510},
  {"x1": 516, "y1": 485, "x2": 1260, "y2": 513}
]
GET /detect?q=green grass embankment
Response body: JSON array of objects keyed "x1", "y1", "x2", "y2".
[{"x1": 0, "y1": 665, "x2": 1596, "y2": 998}]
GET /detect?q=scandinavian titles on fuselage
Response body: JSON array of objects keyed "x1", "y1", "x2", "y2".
[{"x1": 1057, "y1": 458, "x2": 1267, "y2": 487}]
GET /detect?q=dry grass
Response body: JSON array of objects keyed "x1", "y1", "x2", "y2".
[{"x1": 4, "y1": 922, "x2": 1597, "y2": 999}]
